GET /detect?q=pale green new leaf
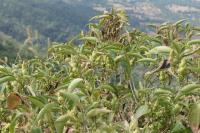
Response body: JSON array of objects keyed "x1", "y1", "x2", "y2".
[
  {"x1": 135, "y1": 105, "x2": 149, "y2": 119},
  {"x1": 68, "y1": 78, "x2": 84, "y2": 92},
  {"x1": 146, "y1": 46, "x2": 172, "y2": 55},
  {"x1": 188, "y1": 103, "x2": 200, "y2": 132},
  {"x1": 80, "y1": 37, "x2": 100, "y2": 43},
  {"x1": 87, "y1": 108, "x2": 112, "y2": 118}
]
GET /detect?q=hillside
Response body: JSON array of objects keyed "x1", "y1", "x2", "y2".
[
  {"x1": 0, "y1": 0, "x2": 97, "y2": 42},
  {"x1": 0, "y1": 0, "x2": 200, "y2": 43},
  {"x1": 0, "y1": 32, "x2": 20, "y2": 61}
]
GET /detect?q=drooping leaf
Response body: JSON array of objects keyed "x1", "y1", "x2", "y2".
[
  {"x1": 188, "y1": 103, "x2": 200, "y2": 133},
  {"x1": 176, "y1": 84, "x2": 200, "y2": 100},
  {"x1": 146, "y1": 46, "x2": 172, "y2": 55},
  {"x1": 35, "y1": 103, "x2": 58, "y2": 123},
  {"x1": 135, "y1": 105, "x2": 149, "y2": 119},
  {"x1": 28, "y1": 96, "x2": 45, "y2": 108},
  {"x1": 9, "y1": 113, "x2": 22, "y2": 133},
  {"x1": 68, "y1": 78, "x2": 84, "y2": 92},
  {"x1": 96, "y1": 84, "x2": 116, "y2": 94},
  {"x1": 89, "y1": 14, "x2": 110, "y2": 21},
  {"x1": 80, "y1": 37, "x2": 100, "y2": 43},
  {"x1": 114, "y1": 55, "x2": 125, "y2": 63},
  {"x1": 187, "y1": 39, "x2": 200, "y2": 45},
  {"x1": 59, "y1": 91, "x2": 80, "y2": 109},
  {"x1": 87, "y1": 108, "x2": 111, "y2": 118},
  {"x1": 154, "y1": 88, "x2": 173, "y2": 96},
  {"x1": 137, "y1": 58, "x2": 157, "y2": 63},
  {"x1": 0, "y1": 76, "x2": 15, "y2": 85},
  {"x1": 55, "y1": 114, "x2": 73, "y2": 133},
  {"x1": 174, "y1": 19, "x2": 187, "y2": 26}
]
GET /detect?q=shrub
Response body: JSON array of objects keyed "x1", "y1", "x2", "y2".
[{"x1": 0, "y1": 9, "x2": 200, "y2": 133}]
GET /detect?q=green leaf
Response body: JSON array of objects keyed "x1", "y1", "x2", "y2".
[
  {"x1": 96, "y1": 84, "x2": 116, "y2": 94},
  {"x1": 89, "y1": 14, "x2": 110, "y2": 21},
  {"x1": 55, "y1": 114, "x2": 69, "y2": 133},
  {"x1": 135, "y1": 105, "x2": 149, "y2": 119},
  {"x1": 188, "y1": 67, "x2": 200, "y2": 73},
  {"x1": 172, "y1": 122, "x2": 187, "y2": 133},
  {"x1": 174, "y1": 19, "x2": 187, "y2": 26},
  {"x1": 35, "y1": 103, "x2": 58, "y2": 124},
  {"x1": 154, "y1": 88, "x2": 173, "y2": 96},
  {"x1": 188, "y1": 103, "x2": 200, "y2": 132},
  {"x1": 114, "y1": 55, "x2": 125, "y2": 63},
  {"x1": 87, "y1": 108, "x2": 112, "y2": 118},
  {"x1": 56, "y1": 83, "x2": 69, "y2": 91},
  {"x1": 28, "y1": 96, "x2": 45, "y2": 108},
  {"x1": 59, "y1": 91, "x2": 80, "y2": 109},
  {"x1": 0, "y1": 76, "x2": 15, "y2": 85},
  {"x1": 80, "y1": 37, "x2": 100, "y2": 43},
  {"x1": 9, "y1": 113, "x2": 22, "y2": 133},
  {"x1": 176, "y1": 84, "x2": 200, "y2": 100},
  {"x1": 31, "y1": 127, "x2": 42, "y2": 133},
  {"x1": 187, "y1": 39, "x2": 200, "y2": 45},
  {"x1": 180, "y1": 84, "x2": 200, "y2": 93},
  {"x1": 137, "y1": 58, "x2": 157, "y2": 63},
  {"x1": 146, "y1": 46, "x2": 172, "y2": 55},
  {"x1": 68, "y1": 78, "x2": 84, "y2": 92}
]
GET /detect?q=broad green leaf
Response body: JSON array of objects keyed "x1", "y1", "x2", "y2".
[
  {"x1": 135, "y1": 105, "x2": 149, "y2": 119},
  {"x1": 28, "y1": 96, "x2": 45, "y2": 108},
  {"x1": 146, "y1": 46, "x2": 172, "y2": 55},
  {"x1": 137, "y1": 58, "x2": 157, "y2": 63},
  {"x1": 35, "y1": 103, "x2": 58, "y2": 123},
  {"x1": 68, "y1": 78, "x2": 83, "y2": 92},
  {"x1": 154, "y1": 88, "x2": 173, "y2": 96},
  {"x1": 59, "y1": 91, "x2": 80, "y2": 109},
  {"x1": 180, "y1": 84, "x2": 200, "y2": 93},
  {"x1": 0, "y1": 76, "x2": 15, "y2": 85},
  {"x1": 188, "y1": 67, "x2": 200, "y2": 73},
  {"x1": 171, "y1": 122, "x2": 187, "y2": 133},
  {"x1": 187, "y1": 39, "x2": 200, "y2": 45},
  {"x1": 176, "y1": 84, "x2": 200, "y2": 99},
  {"x1": 55, "y1": 114, "x2": 69, "y2": 133},
  {"x1": 87, "y1": 108, "x2": 111, "y2": 118},
  {"x1": 188, "y1": 103, "x2": 200, "y2": 132}
]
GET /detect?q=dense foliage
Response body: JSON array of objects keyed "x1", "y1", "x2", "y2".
[{"x1": 0, "y1": 9, "x2": 200, "y2": 133}]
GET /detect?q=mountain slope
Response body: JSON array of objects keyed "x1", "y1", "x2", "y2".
[
  {"x1": 0, "y1": 0, "x2": 97, "y2": 42},
  {"x1": 0, "y1": 0, "x2": 200, "y2": 43}
]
